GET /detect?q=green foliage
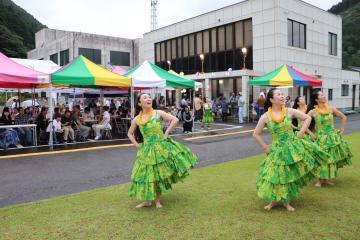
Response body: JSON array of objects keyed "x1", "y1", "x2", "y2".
[
  {"x1": 329, "y1": 0, "x2": 360, "y2": 68},
  {"x1": 0, "y1": 0, "x2": 45, "y2": 58}
]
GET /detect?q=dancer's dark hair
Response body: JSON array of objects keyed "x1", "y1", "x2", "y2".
[
  {"x1": 292, "y1": 96, "x2": 301, "y2": 128},
  {"x1": 264, "y1": 88, "x2": 278, "y2": 112},
  {"x1": 306, "y1": 89, "x2": 322, "y2": 131},
  {"x1": 134, "y1": 93, "x2": 150, "y2": 143}
]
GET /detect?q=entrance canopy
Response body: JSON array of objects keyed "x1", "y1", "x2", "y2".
[
  {"x1": 0, "y1": 52, "x2": 49, "y2": 88},
  {"x1": 51, "y1": 55, "x2": 131, "y2": 88},
  {"x1": 125, "y1": 60, "x2": 195, "y2": 89},
  {"x1": 249, "y1": 64, "x2": 322, "y2": 87}
]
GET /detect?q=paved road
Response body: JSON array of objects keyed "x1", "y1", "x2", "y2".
[{"x1": 1, "y1": 114, "x2": 359, "y2": 207}]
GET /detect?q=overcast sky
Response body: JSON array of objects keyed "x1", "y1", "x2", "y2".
[{"x1": 12, "y1": 0, "x2": 341, "y2": 39}]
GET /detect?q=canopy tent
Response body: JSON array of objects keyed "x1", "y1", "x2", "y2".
[
  {"x1": 52, "y1": 55, "x2": 131, "y2": 88},
  {"x1": 168, "y1": 70, "x2": 202, "y2": 89},
  {"x1": 0, "y1": 52, "x2": 49, "y2": 88},
  {"x1": 124, "y1": 60, "x2": 195, "y2": 89},
  {"x1": 10, "y1": 58, "x2": 60, "y2": 74},
  {"x1": 249, "y1": 64, "x2": 322, "y2": 87},
  {"x1": 112, "y1": 66, "x2": 128, "y2": 75}
]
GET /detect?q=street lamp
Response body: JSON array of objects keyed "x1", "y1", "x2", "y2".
[
  {"x1": 199, "y1": 53, "x2": 205, "y2": 73},
  {"x1": 241, "y1": 47, "x2": 247, "y2": 69},
  {"x1": 166, "y1": 60, "x2": 171, "y2": 70}
]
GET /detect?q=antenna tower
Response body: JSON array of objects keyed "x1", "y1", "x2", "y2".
[{"x1": 151, "y1": 0, "x2": 158, "y2": 31}]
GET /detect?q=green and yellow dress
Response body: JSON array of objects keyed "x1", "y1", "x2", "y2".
[
  {"x1": 129, "y1": 117, "x2": 197, "y2": 200},
  {"x1": 202, "y1": 103, "x2": 214, "y2": 124},
  {"x1": 314, "y1": 112, "x2": 352, "y2": 179},
  {"x1": 294, "y1": 118, "x2": 313, "y2": 142},
  {"x1": 257, "y1": 112, "x2": 329, "y2": 203}
]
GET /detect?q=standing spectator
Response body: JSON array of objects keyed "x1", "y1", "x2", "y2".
[
  {"x1": 15, "y1": 107, "x2": 32, "y2": 145},
  {"x1": 237, "y1": 92, "x2": 245, "y2": 124},
  {"x1": 211, "y1": 97, "x2": 217, "y2": 117},
  {"x1": 159, "y1": 96, "x2": 165, "y2": 109},
  {"x1": 72, "y1": 105, "x2": 91, "y2": 139},
  {"x1": 229, "y1": 92, "x2": 237, "y2": 116},
  {"x1": 285, "y1": 96, "x2": 292, "y2": 108},
  {"x1": 221, "y1": 97, "x2": 228, "y2": 122},
  {"x1": 152, "y1": 96, "x2": 158, "y2": 109},
  {"x1": 61, "y1": 111, "x2": 75, "y2": 142},
  {"x1": 257, "y1": 94, "x2": 266, "y2": 117},
  {"x1": 92, "y1": 106, "x2": 111, "y2": 140},
  {"x1": 194, "y1": 94, "x2": 203, "y2": 122}
]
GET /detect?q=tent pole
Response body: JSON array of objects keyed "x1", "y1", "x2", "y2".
[
  {"x1": 100, "y1": 89, "x2": 104, "y2": 115},
  {"x1": 48, "y1": 84, "x2": 54, "y2": 150},
  {"x1": 131, "y1": 86, "x2": 134, "y2": 119},
  {"x1": 192, "y1": 89, "x2": 195, "y2": 131}
]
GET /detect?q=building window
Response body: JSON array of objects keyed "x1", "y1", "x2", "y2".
[
  {"x1": 154, "y1": 18, "x2": 253, "y2": 74},
  {"x1": 329, "y1": 32, "x2": 337, "y2": 56},
  {"x1": 78, "y1": 48, "x2": 101, "y2": 64},
  {"x1": 341, "y1": 84, "x2": 349, "y2": 96},
  {"x1": 288, "y1": 19, "x2": 306, "y2": 49},
  {"x1": 59, "y1": 49, "x2": 69, "y2": 66},
  {"x1": 328, "y1": 89, "x2": 333, "y2": 101},
  {"x1": 110, "y1": 51, "x2": 130, "y2": 66},
  {"x1": 50, "y1": 53, "x2": 58, "y2": 64}
]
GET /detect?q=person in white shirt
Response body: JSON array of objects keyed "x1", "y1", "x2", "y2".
[
  {"x1": 46, "y1": 114, "x2": 64, "y2": 143},
  {"x1": 238, "y1": 92, "x2": 245, "y2": 124},
  {"x1": 92, "y1": 106, "x2": 112, "y2": 140}
]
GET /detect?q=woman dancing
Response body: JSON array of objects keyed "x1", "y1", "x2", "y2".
[{"x1": 128, "y1": 93, "x2": 197, "y2": 208}]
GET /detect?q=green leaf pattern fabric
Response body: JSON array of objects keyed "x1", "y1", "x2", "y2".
[{"x1": 129, "y1": 118, "x2": 197, "y2": 200}]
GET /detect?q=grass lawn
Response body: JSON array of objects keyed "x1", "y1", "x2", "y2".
[{"x1": 1, "y1": 133, "x2": 360, "y2": 240}]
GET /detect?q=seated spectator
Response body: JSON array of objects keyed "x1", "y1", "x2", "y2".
[
  {"x1": 92, "y1": 106, "x2": 111, "y2": 140},
  {"x1": 72, "y1": 106, "x2": 90, "y2": 139},
  {"x1": 11, "y1": 108, "x2": 19, "y2": 121},
  {"x1": 15, "y1": 107, "x2": 33, "y2": 146},
  {"x1": 0, "y1": 107, "x2": 21, "y2": 148},
  {"x1": 61, "y1": 110, "x2": 75, "y2": 142},
  {"x1": 47, "y1": 114, "x2": 64, "y2": 143},
  {"x1": 82, "y1": 107, "x2": 94, "y2": 121},
  {"x1": 35, "y1": 107, "x2": 49, "y2": 130}
]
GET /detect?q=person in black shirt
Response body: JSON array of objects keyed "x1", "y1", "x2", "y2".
[{"x1": 0, "y1": 107, "x2": 21, "y2": 148}]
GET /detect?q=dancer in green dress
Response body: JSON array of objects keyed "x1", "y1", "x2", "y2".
[
  {"x1": 292, "y1": 96, "x2": 317, "y2": 142},
  {"x1": 202, "y1": 97, "x2": 214, "y2": 130},
  {"x1": 307, "y1": 89, "x2": 352, "y2": 187},
  {"x1": 253, "y1": 88, "x2": 328, "y2": 212},
  {"x1": 128, "y1": 93, "x2": 197, "y2": 208}
]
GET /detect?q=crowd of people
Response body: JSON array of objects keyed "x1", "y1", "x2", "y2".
[{"x1": 0, "y1": 97, "x2": 133, "y2": 148}]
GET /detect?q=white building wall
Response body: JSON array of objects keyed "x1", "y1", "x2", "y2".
[
  {"x1": 140, "y1": 0, "x2": 359, "y2": 108},
  {"x1": 28, "y1": 29, "x2": 137, "y2": 69}
]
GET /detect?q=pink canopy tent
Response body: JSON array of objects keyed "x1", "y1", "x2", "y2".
[
  {"x1": 0, "y1": 52, "x2": 50, "y2": 88},
  {"x1": 112, "y1": 66, "x2": 128, "y2": 75}
]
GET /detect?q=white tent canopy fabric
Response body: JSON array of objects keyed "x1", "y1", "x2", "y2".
[
  {"x1": 10, "y1": 58, "x2": 60, "y2": 74},
  {"x1": 127, "y1": 60, "x2": 167, "y2": 88}
]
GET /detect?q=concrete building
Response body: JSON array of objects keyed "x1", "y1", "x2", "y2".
[
  {"x1": 28, "y1": 0, "x2": 360, "y2": 112},
  {"x1": 28, "y1": 28, "x2": 140, "y2": 70},
  {"x1": 140, "y1": 0, "x2": 360, "y2": 112}
]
